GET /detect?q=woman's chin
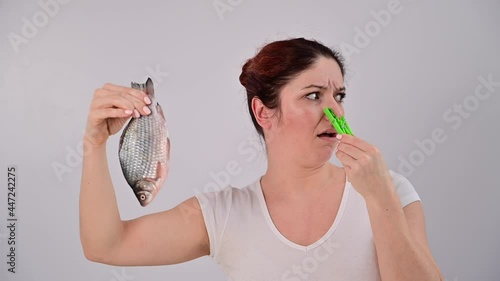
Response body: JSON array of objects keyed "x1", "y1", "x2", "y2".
[{"x1": 315, "y1": 147, "x2": 335, "y2": 163}]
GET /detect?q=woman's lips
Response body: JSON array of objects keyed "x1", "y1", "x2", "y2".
[{"x1": 317, "y1": 133, "x2": 338, "y2": 142}]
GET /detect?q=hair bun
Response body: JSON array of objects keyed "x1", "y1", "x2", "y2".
[{"x1": 239, "y1": 59, "x2": 253, "y2": 88}]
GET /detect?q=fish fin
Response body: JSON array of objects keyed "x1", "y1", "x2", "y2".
[
  {"x1": 154, "y1": 161, "x2": 165, "y2": 187},
  {"x1": 130, "y1": 81, "x2": 140, "y2": 90},
  {"x1": 156, "y1": 103, "x2": 166, "y2": 120},
  {"x1": 166, "y1": 137, "x2": 171, "y2": 161},
  {"x1": 145, "y1": 77, "x2": 155, "y2": 99},
  {"x1": 155, "y1": 161, "x2": 161, "y2": 177},
  {"x1": 131, "y1": 78, "x2": 150, "y2": 93}
]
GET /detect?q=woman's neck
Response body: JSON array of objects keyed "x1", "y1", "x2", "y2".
[{"x1": 261, "y1": 159, "x2": 343, "y2": 200}]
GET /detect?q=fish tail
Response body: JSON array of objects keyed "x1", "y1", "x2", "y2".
[
  {"x1": 130, "y1": 81, "x2": 143, "y2": 91},
  {"x1": 145, "y1": 77, "x2": 155, "y2": 99},
  {"x1": 130, "y1": 77, "x2": 155, "y2": 99}
]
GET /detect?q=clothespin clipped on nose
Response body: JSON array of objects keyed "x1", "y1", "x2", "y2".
[{"x1": 324, "y1": 108, "x2": 354, "y2": 136}]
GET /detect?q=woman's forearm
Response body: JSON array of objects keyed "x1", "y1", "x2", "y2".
[
  {"x1": 79, "y1": 139, "x2": 124, "y2": 260},
  {"x1": 365, "y1": 189, "x2": 441, "y2": 281}
]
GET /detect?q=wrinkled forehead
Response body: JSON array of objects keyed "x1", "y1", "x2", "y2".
[{"x1": 283, "y1": 57, "x2": 345, "y2": 94}]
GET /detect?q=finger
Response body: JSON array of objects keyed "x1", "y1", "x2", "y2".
[
  {"x1": 120, "y1": 93, "x2": 151, "y2": 116},
  {"x1": 336, "y1": 134, "x2": 371, "y2": 152},
  {"x1": 102, "y1": 83, "x2": 151, "y2": 104},
  {"x1": 95, "y1": 88, "x2": 151, "y2": 116},
  {"x1": 91, "y1": 108, "x2": 133, "y2": 121},
  {"x1": 337, "y1": 142, "x2": 365, "y2": 160},
  {"x1": 92, "y1": 92, "x2": 135, "y2": 111},
  {"x1": 93, "y1": 90, "x2": 151, "y2": 116},
  {"x1": 336, "y1": 149, "x2": 356, "y2": 168}
]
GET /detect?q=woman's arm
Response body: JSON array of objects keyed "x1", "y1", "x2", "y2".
[
  {"x1": 79, "y1": 140, "x2": 210, "y2": 265},
  {"x1": 334, "y1": 134, "x2": 443, "y2": 281},
  {"x1": 79, "y1": 140, "x2": 124, "y2": 261},
  {"x1": 79, "y1": 83, "x2": 210, "y2": 266},
  {"x1": 365, "y1": 189, "x2": 444, "y2": 281}
]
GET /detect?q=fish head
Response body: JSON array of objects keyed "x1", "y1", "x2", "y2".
[{"x1": 134, "y1": 180, "x2": 157, "y2": 207}]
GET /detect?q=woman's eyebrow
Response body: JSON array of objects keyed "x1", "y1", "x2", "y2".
[{"x1": 301, "y1": 84, "x2": 346, "y2": 92}]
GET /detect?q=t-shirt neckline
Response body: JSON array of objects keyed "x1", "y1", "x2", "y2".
[{"x1": 255, "y1": 173, "x2": 351, "y2": 252}]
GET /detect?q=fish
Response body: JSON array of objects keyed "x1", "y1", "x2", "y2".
[{"x1": 118, "y1": 77, "x2": 170, "y2": 207}]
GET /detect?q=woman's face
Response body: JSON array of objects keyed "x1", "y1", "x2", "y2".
[{"x1": 267, "y1": 56, "x2": 346, "y2": 166}]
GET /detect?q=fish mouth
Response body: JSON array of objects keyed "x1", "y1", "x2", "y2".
[{"x1": 134, "y1": 180, "x2": 157, "y2": 207}]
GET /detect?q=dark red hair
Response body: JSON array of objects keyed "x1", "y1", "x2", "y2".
[{"x1": 239, "y1": 37, "x2": 346, "y2": 139}]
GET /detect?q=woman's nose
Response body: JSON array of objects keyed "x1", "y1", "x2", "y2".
[{"x1": 323, "y1": 99, "x2": 344, "y2": 120}]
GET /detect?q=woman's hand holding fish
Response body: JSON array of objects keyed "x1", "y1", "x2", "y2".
[{"x1": 84, "y1": 83, "x2": 152, "y2": 146}]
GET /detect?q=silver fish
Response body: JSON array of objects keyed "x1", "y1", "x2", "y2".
[{"x1": 118, "y1": 77, "x2": 170, "y2": 207}]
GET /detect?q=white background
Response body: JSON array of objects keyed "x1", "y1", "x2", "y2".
[{"x1": 1, "y1": 0, "x2": 499, "y2": 280}]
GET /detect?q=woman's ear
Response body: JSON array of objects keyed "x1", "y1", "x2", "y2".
[{"x1": 252, "y1": 97, "x2": 273, "y2": 130}]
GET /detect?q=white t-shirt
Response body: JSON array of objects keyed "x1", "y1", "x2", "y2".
[{"x1": 195, "y1": 169, "x2": 421, "y2": 281}]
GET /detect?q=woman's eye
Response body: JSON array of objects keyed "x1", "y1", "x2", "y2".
[
  {"x1": 335, "y1": 93, "x2": 346, "y2": 103},
  {"x1": 306, "y1": 92, "x2": 320, "y2": 100}
]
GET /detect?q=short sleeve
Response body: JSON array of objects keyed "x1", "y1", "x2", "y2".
[
  {"x1": 194, "y1": 186, "x2": 233, "y2": 262},
  {"x1": 389, "y1": 170, "x2": 421, "y2": 208}
]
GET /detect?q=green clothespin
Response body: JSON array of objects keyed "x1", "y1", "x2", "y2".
[{"x1": 324, "y1": 108, "x2": 354, "y2": 136}]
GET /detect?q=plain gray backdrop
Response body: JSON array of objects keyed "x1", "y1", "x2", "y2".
[{"x1": 1, "y1": 0, "x2": 499, "y2": 280}]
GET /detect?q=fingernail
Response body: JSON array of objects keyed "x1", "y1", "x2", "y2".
[
  {"x1": 125, "y1": 109, "x2": 133, "y2": 115},
  {"x1": 133, "y1": 109, "x2": 140, "y2": 118},
  {"x1": 336, "y1": 134, "x2": 343, "y2": 140},
  {"x1": 144, "y1": 96, "x2": 151, "y2": 105},
  {"x1": 143, "y1": 106, "x2": 151, "y2": 115}
]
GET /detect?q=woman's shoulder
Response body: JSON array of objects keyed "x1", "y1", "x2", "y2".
[
  {"x1": 388, "y1": 170, "x2": 421, "y2": 208},
  {"x1": 194, "y1": 178, "x2": 261, "y2": 209}
]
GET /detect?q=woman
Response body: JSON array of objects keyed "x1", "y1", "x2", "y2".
[{"x1": 80, "y1": 37, "x2": 443, "y2": 281}]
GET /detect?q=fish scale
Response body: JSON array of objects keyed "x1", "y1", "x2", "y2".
[{"x1": 118, "y1": 78, "x2": 170, "y2": 207}]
